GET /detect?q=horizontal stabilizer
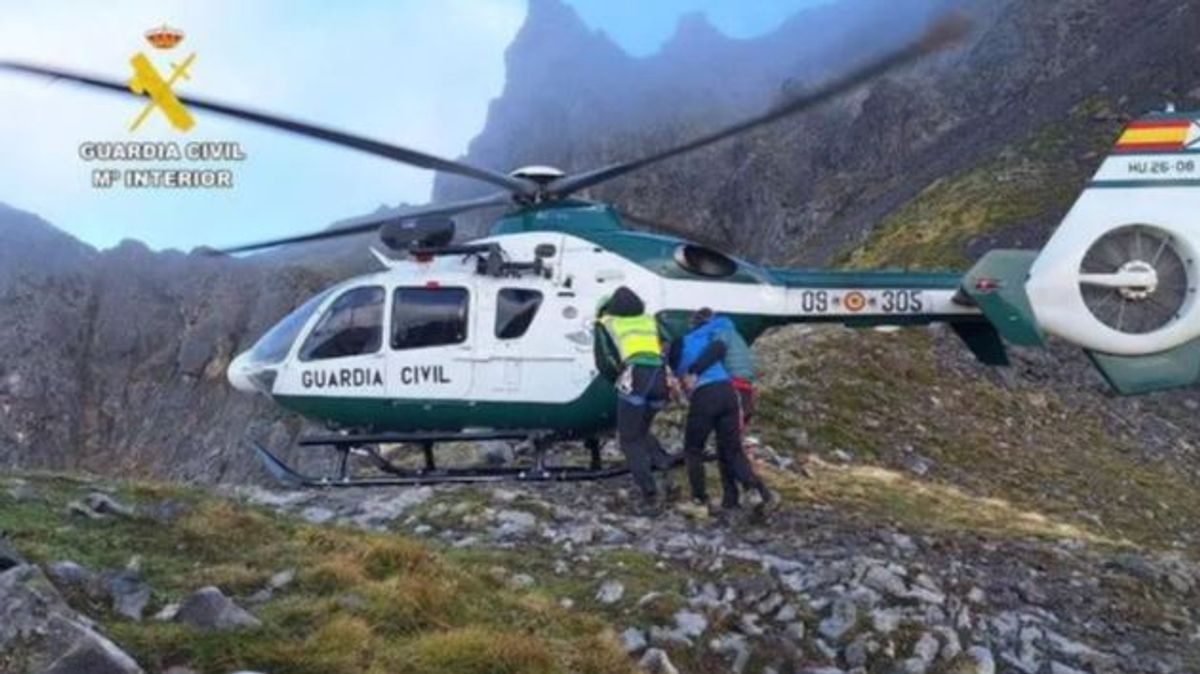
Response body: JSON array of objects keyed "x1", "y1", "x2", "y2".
[{"x1": 961, "y1": 250, "x2": 1044, "y2": 347}]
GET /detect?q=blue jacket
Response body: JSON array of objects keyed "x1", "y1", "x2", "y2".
[
  {"x1": 677, "y1": 320, "x2": 731, "y2": 390},
  {"x1": 709, "y1": 316, "x2": 755, "y2": 381}
]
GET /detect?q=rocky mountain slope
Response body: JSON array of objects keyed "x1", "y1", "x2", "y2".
[
  {"x1": 3, "y1": 2, "x2": 1200, "y2": 671},
  {"x1": 3, "y1": 429, "x2": 1197, "y2": 674},
  {"x1": 0, "y1": 202, "x2": 373, "y2": 481},
  {"x1": 436, "y1": 0, "x2": 1200, "y2": 264}
]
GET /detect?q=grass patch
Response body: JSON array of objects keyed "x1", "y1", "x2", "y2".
[
  {"x1": 770, "y1": 458, "x2": 1117, "y2": 545},
  {"x1": 0, "y1": 473, "x2": 635, "y2": 674},
  {"x1": 843, "y1": 113, "x2": 1122, "y2": 269},
  {"x1": 751, "y1": 326, "x2": 1200, "y2": 551}
]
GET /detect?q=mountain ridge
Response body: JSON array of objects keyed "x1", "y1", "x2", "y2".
[{"x1": 436, "y1": 0, "x2": 1200, "y2": 266}]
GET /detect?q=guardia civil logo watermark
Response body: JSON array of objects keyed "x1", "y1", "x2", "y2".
[{"x1": 79, "y1": 25, "x2": 247, "y2": 190}]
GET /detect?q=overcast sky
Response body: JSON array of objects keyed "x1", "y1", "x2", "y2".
[{"x1": 0, "y1": 0, "x2": 825, "y2": 251}]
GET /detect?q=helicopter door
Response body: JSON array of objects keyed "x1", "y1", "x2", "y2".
[
  {"x1": 475, "y1": 282, "x2": 591, "y2": 403},
  {"x1": 387, "y1": 284, "x2": 474, "y2": 400}
]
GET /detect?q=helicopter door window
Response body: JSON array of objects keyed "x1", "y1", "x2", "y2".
[
  {"x1": 495, "y1": 288, "x2": 544, "y2": 340},
  {"x1": 392, "y1": 287, "x2": 470, "y2": 350},
  {"x1": 298, "y1": 286, "x2": 385, "y2": 361}
]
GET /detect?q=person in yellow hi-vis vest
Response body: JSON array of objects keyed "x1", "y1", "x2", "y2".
[{"x1": 596, "y1": 286, "x2": 676, "y2": 516}]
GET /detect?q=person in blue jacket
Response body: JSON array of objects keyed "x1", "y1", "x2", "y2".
[
  {"x1": 701, "y1": 309, "x2": 764, "y2": 500},
  {"x1": 669, "y1": 308, "x2": 776, "y2": 517}
]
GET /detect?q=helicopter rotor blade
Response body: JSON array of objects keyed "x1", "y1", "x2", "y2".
[
  {"x1": 217, "y1": 192, "x2": 513, "y2": 254},
  {"x1": 0, "y1": 61, "x2": 535, "y2": 196},
  {"x1": 546, "y1": 13, "x2": 970, "y2": 198}
]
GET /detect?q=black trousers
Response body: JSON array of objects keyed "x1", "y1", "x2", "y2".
[
  {"x1": 616, "y1": 365, "x2": 672, "y2": 499},
  {"x1": 684, "y1": 381, "x2": 761, "y2": 506}
]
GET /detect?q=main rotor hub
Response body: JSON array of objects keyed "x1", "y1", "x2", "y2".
[
  {"x1": 1115, "y1": 260, "x2": 1158, "y2": 300},
  {"x1": 509, "y1": 165, "x2": 565, "y2": 186}
]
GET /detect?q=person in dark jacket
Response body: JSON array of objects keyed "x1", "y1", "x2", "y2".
[
  {"x1": 596, "y1": 286, "x2": 675, "y2": 515},
  {"x1": 669, "y1": 308, "x2": 776, "y2": 518},
  {"x1": 697, "y1": 309, "x2": 764, "y2": 507}
]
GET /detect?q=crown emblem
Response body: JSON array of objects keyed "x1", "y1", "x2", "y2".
[{"x1": 145, "y1": 25, "x2": 185, "y2": 50}]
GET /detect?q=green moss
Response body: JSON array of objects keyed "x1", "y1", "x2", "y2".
[{"x1": 844, "y1": 114, "x2": 1124, "y2": 270}]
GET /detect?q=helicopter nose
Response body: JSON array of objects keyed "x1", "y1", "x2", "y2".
[{"x1": 228, "y1": 351, "x2": 274, "y2": 394}]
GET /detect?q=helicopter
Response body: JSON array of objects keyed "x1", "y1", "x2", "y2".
[{"x1": 4, "y1": 16, "x2": 1200, "y2": 487}]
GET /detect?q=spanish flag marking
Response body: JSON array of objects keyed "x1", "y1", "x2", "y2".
[{"x1": 1114, "y1": 119, "x2": 1195, "y2": 153}]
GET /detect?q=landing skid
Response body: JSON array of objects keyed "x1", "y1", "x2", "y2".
[{"x1": 250, "y1": 429, "x2": 665, "y2": 488}]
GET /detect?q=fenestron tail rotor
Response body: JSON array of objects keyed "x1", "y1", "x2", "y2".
[{"x1": 1079, "y1": 225, "x2": 1193, "y2": 334}]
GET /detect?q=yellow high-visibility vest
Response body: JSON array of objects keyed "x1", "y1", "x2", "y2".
[{"x1": 601, "y1": 315, "x2": 661, "y2": 362}]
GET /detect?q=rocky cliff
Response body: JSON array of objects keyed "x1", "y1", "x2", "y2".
[
  {"x1": 0, "y1": 202, "x2": 377, "y2": 481},
  {"x1": 436, "y1": 0, "x2": 1200, "y2": 265}
]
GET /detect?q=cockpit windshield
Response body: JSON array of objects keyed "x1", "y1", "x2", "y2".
[{"x1": 249, "y1": 288, "x2": 335, "y2": 364}]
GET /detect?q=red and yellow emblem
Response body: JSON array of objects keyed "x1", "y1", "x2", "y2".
[
  {"x1": 145, "y1": 25, "x2": 185, "y2": 50},
  {"x1": 128, "y1": 25, "x2": 195, "y2": 132},
  {"x1": 843, "y1": 291, "x2": 866, "y2": 312},
  {"x1": 1114, "y1": 119, "x2": 1195, "y2": 153}
]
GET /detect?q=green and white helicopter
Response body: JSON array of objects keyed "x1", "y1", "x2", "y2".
[{"x1": 6, "y1": 17, "x2": 1200, "y2": 486}]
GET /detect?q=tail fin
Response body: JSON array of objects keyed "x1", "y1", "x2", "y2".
[{"x1": 1022, "y1": 109, "x2": 1200, "y2": 392}]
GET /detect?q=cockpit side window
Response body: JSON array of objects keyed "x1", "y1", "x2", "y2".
[
  {"x1": 495, "y1": 288, "x2": 543, "y2": 340},
  {"x1": 392, "y1": 287, "x2": 469, "y2": 350},
  {"x1": 299, "y1": 286, "x2": 385, "y2": 361},
  {"x1": 249, "y1": 288, "x2": 333, "y2": 364}
]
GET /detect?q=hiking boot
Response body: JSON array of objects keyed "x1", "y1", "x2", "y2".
[
  {"x1": 634, "y1": 494, "x2": 664, "y2": 518},
  {"x1": 708, "y1": 501, "x2": 741, "y2": 524},
  {"x1": 658, "y1": 473, "x2": 681, "y2": 504},
  {"x1": 675, "y1": 499, "x2": 709, "y2": 521},
  {"x1": 751, "y1": 488, "x2": 780, "y2": 522}
]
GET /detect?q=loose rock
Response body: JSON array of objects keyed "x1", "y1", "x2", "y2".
[
  {"x1": 84, "y1": 492, "x2": 136, "y2": 518},
  {"x1": 596, "y1": 579, "x2": 625, "y2": 604},
  {"x1": 621, "y1": 626, "x2": 648, "y2": 653},
  {"x1": 673, "y1": 609, "x2": 708, "y2": 638},
  {"x1": 638, "y1": 647, "x2": 680, "y2": 674},
  {"x1": 174, "y1": 586, "x2": 261, "y2": 630},
  {"x1": 818, "y1": 597, "x2": 857, "y2": 642},
  {"x1": 106, "y1": 569, "x2": 150, "y2": 621}
]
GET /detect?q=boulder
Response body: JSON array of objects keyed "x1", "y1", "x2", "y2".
[
  {"x1": 0, "y1": 565, "x2": 143, "y2": 674},
  {"x1": 46, "y1": 560, "x2": 96, "y2": 592},
  {"x1": 174, "y1": 586, "x2": 261, "y2": 630},
  {"x1": 105, "y1": 569, "x2": 150, "y2": 621},
  {"x1": 42, "y1": 639, "x2": 144, "y2": 674}
]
